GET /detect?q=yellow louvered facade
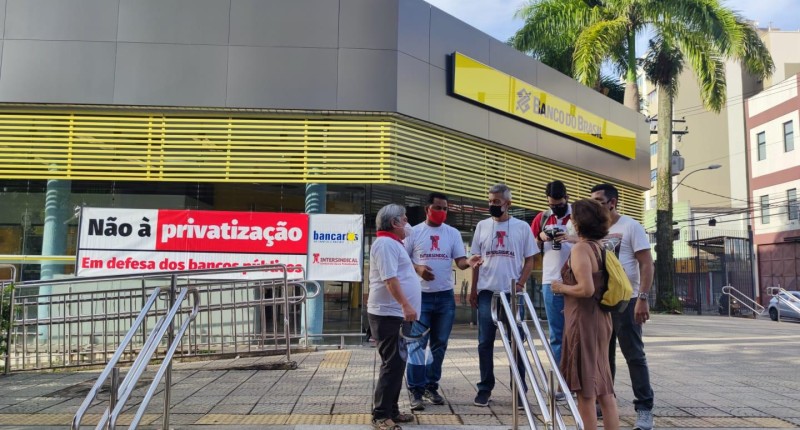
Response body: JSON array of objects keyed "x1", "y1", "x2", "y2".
[{"x1": 0, "y1": 111, "x2": 643, "y2": 219}]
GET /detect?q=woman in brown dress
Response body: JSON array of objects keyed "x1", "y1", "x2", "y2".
[{"x1": 551, "y1": 199, "x2": 619, "y2": 430}]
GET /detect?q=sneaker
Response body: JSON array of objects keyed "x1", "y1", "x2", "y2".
[
  {"x1": 410, "y1": 392, "x2": 425, "y2": 411},
  {"x1": 392, "y1": 413, "x2": 415, "y2": 423},
  {"x1": 554, "y1": 391, "x2": 566, "y2": 401},
  {"x1": 633, "y1": 409, "x2": 654, "y2": 430},
  {"x1": 424, "y1": 388, "x2": 445, "y2": 405},
  {"x1": 596, "y1": 402, "x2": 603, "y2": 419},
  {"x1": 473, "y1": 390, "x2": 491, "y2": 407}
]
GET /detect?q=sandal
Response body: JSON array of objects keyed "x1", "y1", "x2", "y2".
[
  {"x1": 372, "y1": 418, "x2": 402, "y2": 430},
  {"x1": 392, "y1": 412, "x2": 415, "y2": 423}
]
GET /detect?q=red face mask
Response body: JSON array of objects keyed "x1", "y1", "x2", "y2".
[{"x1": 427, "y1": 208, "x2": 447, "y2": 225}]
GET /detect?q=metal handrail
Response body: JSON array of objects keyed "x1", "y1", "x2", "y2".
[
  {"x1": 118, "y1": 288, "x2": 201, "y2": 430},
  {"x1": 71, "y1": 287, "x2": 164, "y2": 429},
  {"x1": 721, "y1": 285, "x2": 765, "y2": 316},
  {"x1": 491, "y1": 288, "x2": 584, "y2": 430},
  {"x1": 766, "y1": 286, "x2": 800, "y2": 322},
  {"x1": 519, "y1": 291, "x2": 583, "y2": 429}
]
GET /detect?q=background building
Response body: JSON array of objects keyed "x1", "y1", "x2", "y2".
[
  {"x1": 0, "y1": 0, "x2": 649, "y2": 332},
  {"x1": 642, "y1": 26, "x2": 800, "y2": 310},
  {"x1": 746, "y1": 73, "x2": 800, "y2": 298}
]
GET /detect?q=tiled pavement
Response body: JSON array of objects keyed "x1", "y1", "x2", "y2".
[{"x1": 0, "y1": 314, "x2": 798, "y2": 429}]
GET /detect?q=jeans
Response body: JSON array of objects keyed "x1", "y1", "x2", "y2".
[
  {"x1": 406, "y1": 290, "x2": 456, "y2": 394},
  {"x1": 609, "y1": 299, "x2": 654, "y2": 411},
  {"x1": 369, "y1": 313, "x2": 405, "y2": 420},
  {"x1": 542, "y1": 283, "x2": 565, "y2": 364},
  {"x1": 476, "y1": 290, "x2": 527, "y2": 394}
]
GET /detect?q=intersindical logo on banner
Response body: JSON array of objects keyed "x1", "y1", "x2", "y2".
[{"x1": 76, "y1": 208, "x2": 363, "y2": 281}]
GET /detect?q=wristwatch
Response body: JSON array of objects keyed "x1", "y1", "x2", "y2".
[{"x1": 637, "y1": 292, "x2": 649, "y2": 300}]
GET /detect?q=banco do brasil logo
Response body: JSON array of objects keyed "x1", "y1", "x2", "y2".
[{"x1": 312, "y1": 230, "x2": 359, "y2": 243}]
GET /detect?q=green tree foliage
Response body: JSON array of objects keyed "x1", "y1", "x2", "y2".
[{"x1": 512, "y1": 0, "x2": 774, "y2": 311}]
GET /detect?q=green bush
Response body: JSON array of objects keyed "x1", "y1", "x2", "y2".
[{"x1": 0, "y1": 283, "x2": 14, "y2": 358}]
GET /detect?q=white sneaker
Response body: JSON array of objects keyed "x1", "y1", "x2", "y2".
[{"x1": 633, "y1": 409, "x2": 654, "y2": 430}]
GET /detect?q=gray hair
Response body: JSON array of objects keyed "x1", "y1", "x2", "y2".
[
  {"x1": 376, "y1": 204, "x2": 406, "y2": 232},
  {"x1": 489, "y1": 183, "x2": 512, "y2": 201}
]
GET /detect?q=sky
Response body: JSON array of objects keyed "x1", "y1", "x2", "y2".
[{"x1": 425, "y1": 0, "x2": 800, "y2": 54}]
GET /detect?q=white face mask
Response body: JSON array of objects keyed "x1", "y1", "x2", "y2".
[{"x1": 403, "y1": 223, "x2": 414, "y2": 239}]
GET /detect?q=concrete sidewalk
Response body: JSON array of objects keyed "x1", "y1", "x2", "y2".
[{"x1": 0, "y1": 314, "x2": 798, "y2": 429}]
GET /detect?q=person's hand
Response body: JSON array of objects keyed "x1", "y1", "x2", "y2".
[
  {"x1": 469, "y1": 289, "x2": 478, "y2": 309},
  {"x1": 467, "y1": 255, "x2": 484, "y2": 268},
  {"x1": 414, "y1": 264, "x2": 435, "y2": 281},
  {"x1": 554, "y1": 231, "x2": 566, "y2": 243},
  {"x1": 634, "y1": 297, "x2": 650, "y2": 325},
  {"x1": 515, "y1": 282, "x2": 525, "y2": 293},
  {"x1": 401, "y1": 302, "x2": 418, "y2": 322},
  {"x1": 551, "y1": 281, "x2": 563, "y2": 295},
  {"x1": 539, "y1": 231, "x2": 550, "y2": 242}
]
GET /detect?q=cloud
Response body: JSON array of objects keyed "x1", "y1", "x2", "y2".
[
  {"x1": 426, "y1": 0, "x2": 800, "y2": 43},
  {"x1": 425, "y1": 0, "x2": 525, "y2": 41},
  {"x1": 724, "y1": 0, "x2": 800, "y2": 30}
]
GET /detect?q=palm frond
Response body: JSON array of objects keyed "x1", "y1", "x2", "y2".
[
  {"x1": 573, "y1": 16, "x2": 629, "y2": 86},
  {"x1": 732, "y1": 19, "x2": 775, "y2": 79}
]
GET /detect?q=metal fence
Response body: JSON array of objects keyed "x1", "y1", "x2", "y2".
[
  {"x1": 2, "y1": 266, "x2": 319, "y2": 373},
  {"x1": 654, "y1": 230, "x2": 755, "y2": 315}
]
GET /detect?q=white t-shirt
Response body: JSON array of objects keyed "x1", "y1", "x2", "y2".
[
  {"x1": 536, "y1": 208, "x2": 575, "y2": 284},
  {"x1": 405, "y1": 222, "x2": 467, "y2": 293},
  {"x1": 368, "y1": 236, "x2": 422, "y2": 317},
  {"x1": 471, "y1": 217, "x2": 539, "y2": 293},
  {"x1": 605, "y1": 215, "x2": 651, "y2": 295}
]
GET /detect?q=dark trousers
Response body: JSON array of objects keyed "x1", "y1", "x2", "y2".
[
  {"x1": 368, "y1": 313, "x2": 405, "y2": 420},
  {"x1": 609, "y1": 298, "x2": 655, "y2": 411},
  {"x1": 476, "y1": 290, "x2": 527, "y2": 394}
]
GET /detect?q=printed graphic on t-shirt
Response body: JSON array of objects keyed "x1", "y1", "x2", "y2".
[
  {"x1": 495, "y1": 231, "x2": 507, "y2": 248},
  {"x1": 603, "y1": 234, "x2": 623, "y2": 257},
  {"x1": 430, "y1": 235, "x2": 440, "y2": 251}
]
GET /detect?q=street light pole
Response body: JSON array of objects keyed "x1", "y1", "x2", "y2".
[{"x1": 672, "y1": 164, "x2": 722, "y2": 192}]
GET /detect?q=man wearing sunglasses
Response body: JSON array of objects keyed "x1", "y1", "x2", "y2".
[{"x1": 403, "y1": 192, "x2": 475, "y2": 410}]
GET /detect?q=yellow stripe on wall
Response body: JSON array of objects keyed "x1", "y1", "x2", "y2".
[{"x1": 0, "y1": 111, "x2": 643, "y2": 219}]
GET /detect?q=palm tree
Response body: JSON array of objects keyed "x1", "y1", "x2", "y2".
[
  {"x1": 512, "y1": 0, "x2": 643, "y2": 110},
  {"x1": 513, "y1": 0, "x2": 774, "y2": 310},
  {"x1": 641, "y1": 15, "x2": 772, "y2": 310}
]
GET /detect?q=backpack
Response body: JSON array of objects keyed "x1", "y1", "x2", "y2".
[{"x1": 595, "y1": 246, "x2": 633, "y2": 313}]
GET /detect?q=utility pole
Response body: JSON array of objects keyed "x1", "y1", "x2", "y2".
[{"x1": 647, "y1": 115, "x2": 689, "y2": 311}]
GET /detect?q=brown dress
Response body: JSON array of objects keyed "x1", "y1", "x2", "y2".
[{"x1": 559, "y1": 242, "x2": 614, "y2": 398}]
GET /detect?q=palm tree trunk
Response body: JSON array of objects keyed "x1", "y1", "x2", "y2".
[
  {"x1": 655, "y1": 86, "x2": 677, "y2": 311},
  {"x1": 623, "y1": 30, "x2": 640, "y2": 111}
]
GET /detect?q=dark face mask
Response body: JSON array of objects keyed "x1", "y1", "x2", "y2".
[
  {"x1": 551, "y1": 203, "x2": 568, "y2": 218},
  {"x1": 489, "y1": 204, "x2": 505, "y2": 218}
]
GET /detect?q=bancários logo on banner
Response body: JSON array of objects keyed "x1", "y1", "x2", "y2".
[{"x1": 312, "y1": 230, "x2": 359, "y2": 243}]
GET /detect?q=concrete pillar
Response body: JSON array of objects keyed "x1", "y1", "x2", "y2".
[
  {"x1": 39, "y1": 178, "x2": 71, "y2": 339},
  {"x1": 302, "y1": 183, "x2": 325, "y2": 343}
]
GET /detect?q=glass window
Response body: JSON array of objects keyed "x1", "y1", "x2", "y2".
[
  {"x1": 760, "y1": 195, "x2": 770, "y2": 224},
  {"x1": 650, "y1": 142, "x2": 657, "y2": 156},
  {"x1": 757, "y1": 132, "x2": 766, "y2": 161},
  {"x1": 789, "y1": 189, "x2": 798, "y2": 221},
  {"x1": 649, "y1": 195, "x2": 656, "y2": 209},
  {"x1": 650, "y1": 169, "x2": 657, "y2": 184},
  {"x1": 784, "y1": 121, "x2": 794, "y2": 152}
]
